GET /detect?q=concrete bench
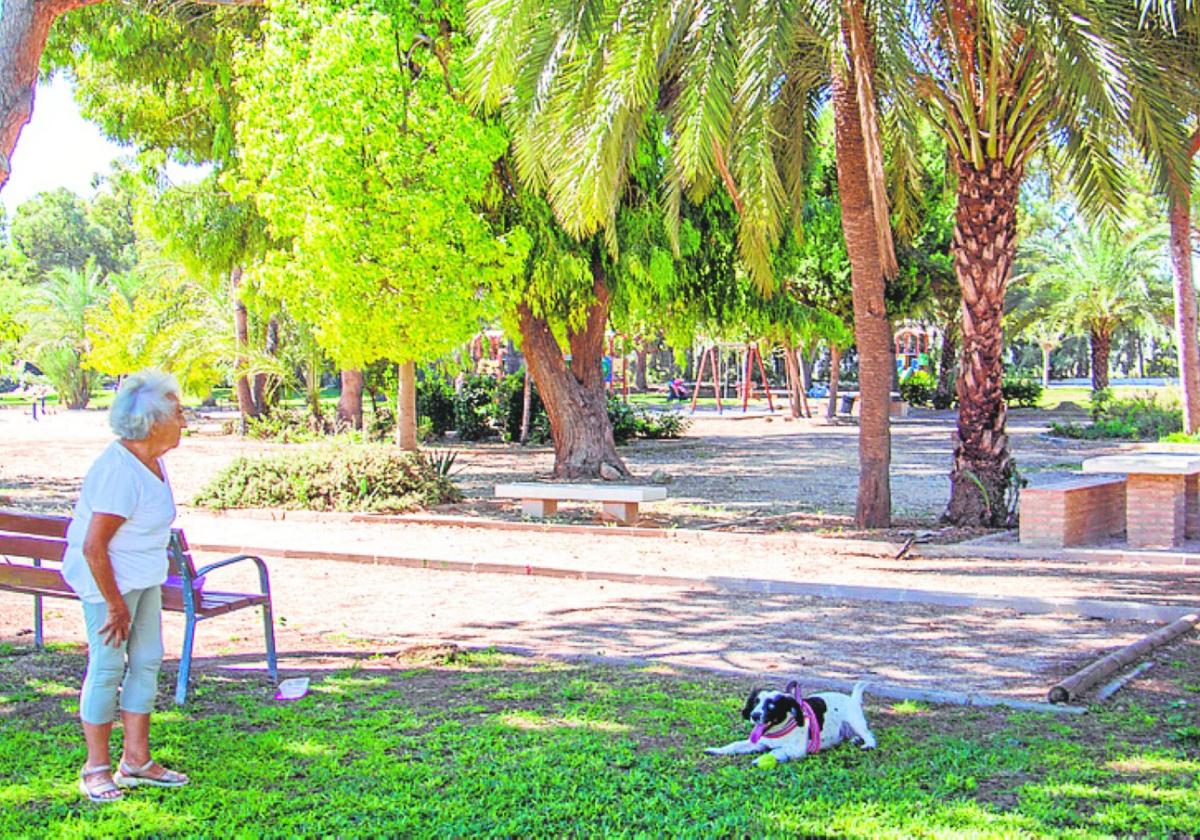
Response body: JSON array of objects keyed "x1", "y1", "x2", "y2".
[
  {"x1": 1018, "y1": 475, "x2": 1127, "y2": 548},
  {"x1": 495, "y1": 483, "x2": 667, "y2": 524}
]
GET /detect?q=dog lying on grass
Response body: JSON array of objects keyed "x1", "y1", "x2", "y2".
[{"x1": 705, "y1": 681, "x2": 876, "y2": 763}]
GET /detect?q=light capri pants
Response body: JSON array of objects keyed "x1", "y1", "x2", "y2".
[{"x1": 79, "y1": 586, "x2": 164, "y2": 724}]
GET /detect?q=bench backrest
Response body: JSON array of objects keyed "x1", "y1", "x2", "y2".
[{"x1": 0, "y1": 508, "x2": 199, "y2": 593}]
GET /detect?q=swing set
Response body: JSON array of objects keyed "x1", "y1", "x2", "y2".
[{"x1": 690, "y1": 343, "x2": 776, "y2": 414}]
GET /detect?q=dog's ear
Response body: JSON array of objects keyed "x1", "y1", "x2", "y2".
[
  {"x1": 741, "y1": 688, "x2": 762, "y2": 720},
  {"x1": 777, "y1": 693, "x2": 801, "y2": 719}
]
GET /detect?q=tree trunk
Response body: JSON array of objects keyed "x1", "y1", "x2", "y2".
[
  {"x1": 797, "y1": 347, "x2": 812, "y2": 417},
  {"x1": 1040, "y1": 344, "x2": 1052, "y2": 390},
  {"x1": 830, "y1": 29, "x2": 893, "y2": 528},
  {"x1": 1169, "y1": 183, "x2": 1200, "y2": 433},
  {"x1": 516, "y1": 249, "x2": 628, "y2": 480},
  {"x1": 0, "y1": 0, "x2": 104, "y2": 192},
  {"x1": 252, "y1": 315, "x2": 279, "y2": 413},
  {"x1": 1090, "y1": 329, "x2": 1112, "y2": 393},
  {"x1": 519, "y1": 366, "x2": 532, "y2": 444},
  {"x1": 946, "y1": 157, "x2": 1022, "y2": 527},
  {"x1": 396, "y1": 360, "x2": 418, "y2": 451},
  {"x1": 336, "y1": 369, "x2": 364, "y2": 430},
  {"x1": 935, "y1": 323, "x2": 958, "y2": 409},
  {"x1": 635, "y1": 345, "x2": 648, "y2": 391},
  {"x1": 230, "y1": 266, "x2": 258, "y2": 427},
  {"x1": 826, "y1": 345, "x2": 842, "y2": 420},
  {"x1": 783, "y1": 342, "x2": 803, "y2": 418}
]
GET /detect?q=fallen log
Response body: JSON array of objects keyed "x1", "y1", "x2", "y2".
[{"x1": 1048, "y1": 612, "x2": 1200, "y2": 704}]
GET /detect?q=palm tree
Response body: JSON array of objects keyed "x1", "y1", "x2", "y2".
[
  {"x1": 21, "y1": 265, "x2": 107, "y2": 407},
  {"x1": 1019, "y1": 221, "x2": 1168, "y2": 392},
  {"x1": 893, "y1": 0, "x2": 1190, "y2": 525},
  {"x1": 467, "y1": 0, "x2": 903, "y2": 526}
]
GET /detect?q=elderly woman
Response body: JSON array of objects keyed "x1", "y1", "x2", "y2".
[{"x1": 62, "y1": 369, "x2": 190, "y2": 803}]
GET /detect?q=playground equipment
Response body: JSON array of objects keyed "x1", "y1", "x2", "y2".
[{"x1": 691, "y1": 343, "x2": 776, "y2": 414}]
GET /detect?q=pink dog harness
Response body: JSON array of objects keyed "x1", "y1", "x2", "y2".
[{"x1": 749, "y1": 682, "x2": 821, "y2": 754}]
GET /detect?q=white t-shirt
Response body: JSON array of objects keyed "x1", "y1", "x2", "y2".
[{"x1": 62, "y1": 440, "x2": 177, "y2": 603}]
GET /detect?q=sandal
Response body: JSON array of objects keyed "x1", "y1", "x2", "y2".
[
  {"x1": 114, "y1": 759, "x2": 189, "y2": 789},
  {"x1": 79, "y1": 765, "x2": 124, "y2": 803}
]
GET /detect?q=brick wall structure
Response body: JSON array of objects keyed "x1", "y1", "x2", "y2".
[{"x1": 1018, "y1": 476, "x2": 1127, "y2": 549}]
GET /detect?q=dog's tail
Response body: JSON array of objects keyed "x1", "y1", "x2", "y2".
[{"x1": 851, "y1": 680, "x2": 868, "y2": 705}]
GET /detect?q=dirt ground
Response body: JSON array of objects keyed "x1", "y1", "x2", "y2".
[
  {"x1": 1, "y1": 404, "x2": 1196, "y2": 703},
  {"x1": 0, "y1": 401, "x2": 1133, "y2": 530}
]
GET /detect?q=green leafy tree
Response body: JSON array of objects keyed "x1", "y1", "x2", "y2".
[
  {"x1": 235, "y1": 0, "x2": 528, "y2": 451},
  {"x1": 45, "y1": 2, "x2": 273, "y2": 423},
  {"x1": 10, "y1": 188, "x2": 116, "y2": 274}
]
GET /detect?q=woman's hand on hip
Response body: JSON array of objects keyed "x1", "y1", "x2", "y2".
[{"x1": 100, "y1": 600, "x2": 132, "y2": 647}]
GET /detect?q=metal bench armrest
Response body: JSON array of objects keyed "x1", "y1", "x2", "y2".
[{"x1": 195, "y1": 553, "x2": 272, "y2": 597}]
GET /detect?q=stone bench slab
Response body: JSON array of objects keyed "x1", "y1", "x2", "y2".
[{"x1": 495, "y1": 483, "x2": 667, "y2": 503}]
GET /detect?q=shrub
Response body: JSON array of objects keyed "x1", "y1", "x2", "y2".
[
  {"x1": 899, "y1": 371, "x2": 936, "y2": 407},
  {"x1": 931, "y1": 386, "x2": 956, "y2": 410},
  {"x1": 368, "y1": 405, "x2": 395, "y2": 442},
  {"x1": 1050, "y1": 393, "x2": 1182, "y2": 441},
  {"x1": 635, "y1": 409, "x2": 691, "y2": 439},
  {"x1": 454, "y1": 375, "x2": 498, "y2": 441},
  {"x1": 193, "y1": 444, "x2": 461, "y2": 512},
  {"x1": 607, "y1": 397, "x2": 639, "y2": 444},
  {"x1": 497, "y1": 372, "x2": 548, "y2": 442},
  {"x1": 417, "y1": 377, "x2": 456, "y2": 438},
  {"x1": 245, "y1": 409, "x2": 326, "y2": 443},
  {"x1": 1002, "y1": 372, "x2": 1044, "y2": 408}
]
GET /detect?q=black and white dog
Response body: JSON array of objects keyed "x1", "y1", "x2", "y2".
[{"x1": 705, "y1": 681, "x2": 877, "y2": 763}]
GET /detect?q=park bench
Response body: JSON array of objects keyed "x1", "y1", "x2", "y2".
[
  {"x1": 0, "y1": 509, "x2": 278, "y2": 705},
  {"x1": 1017, "y1": 475, "x2": 1127, "y2": 548},
  {"x1": 495, "y1": 482, "x2": 667, "y2": 524}
]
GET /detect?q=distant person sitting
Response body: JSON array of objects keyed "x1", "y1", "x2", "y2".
[{"x1": 666, "y1": 378, "x2": 689, "y2": 402}]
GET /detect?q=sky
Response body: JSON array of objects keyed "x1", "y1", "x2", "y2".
[{"x1": 1, "y1": 75, "x2": 206, "y2": 217}]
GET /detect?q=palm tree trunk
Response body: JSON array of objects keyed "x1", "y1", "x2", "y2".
[
  {"x1": 1090, "y1": 329, "x2": 1112, "y2": 393},
  {"x1": 517, "y1": 247, "x2": 627, "y2": 479},
  {"x1": 336, "y1": 369, "x2": 364, "y2": 430},
  {"x1": 396, "y1": 360, "x2": 418, "y2": 451},
  {"x1": 830, "y1": 27, "x2": 892, "y2": 528},
  {"x1": 1169, "y1": 179, "x2": 1200, "y2": 433},
  {"x1": 946, "y1": 157, "x2": 1021, "y2": 527},
  {"x1": 1040, "y1": 344, "x2": 1052, "y2": 390}
]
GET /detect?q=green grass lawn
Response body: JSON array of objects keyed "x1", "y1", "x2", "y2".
[{"x1": 2, "y1": 644, "x2": 1197, "y2": 837}]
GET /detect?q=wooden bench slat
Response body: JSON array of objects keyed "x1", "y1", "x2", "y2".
[
  {"x1": 0, "y1": 565, "x2": 76, "y2": 597},
  {"x1": 193, "y1": 591, "x2": 270, "y2": 618},
  {"x1": 0, "y1": 510, "x2": 69, "y2": 538},
  {"x1": 0, "y1": 534, "x2": 67, "y2": 562}
]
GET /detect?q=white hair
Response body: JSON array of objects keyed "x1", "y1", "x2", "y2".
[{"x1": 109, "y1": 369, "x2": 182, "y2": 441}]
